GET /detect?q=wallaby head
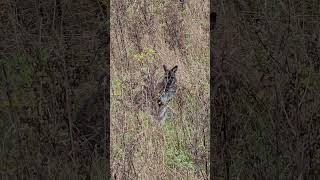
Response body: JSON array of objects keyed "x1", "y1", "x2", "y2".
[
  {"x1": 163, "y1": 65, "x2": 178, "y2": 87},
  {"x1": 157, "y1": 65, "x2": 178, "y2": 107}
]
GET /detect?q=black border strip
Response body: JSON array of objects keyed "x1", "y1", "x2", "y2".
[{"x1": 210, "y1": 0, "x2": 217, "y2": 179}]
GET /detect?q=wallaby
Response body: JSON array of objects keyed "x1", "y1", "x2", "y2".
[
  {"x1": 134, "y1": 65, "x2": 178, "y2": 123},
  {"x1": 153, "y1": 65, "x2": 178, "y2": 123}
]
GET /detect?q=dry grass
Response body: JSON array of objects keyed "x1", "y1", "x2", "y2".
[{"x1": 111, "y1": 0, "x2": 209, "y2": 179}]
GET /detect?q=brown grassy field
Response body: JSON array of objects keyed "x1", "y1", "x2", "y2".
[{"x1": 110, "y1": 0, "x2": 210, "y2": 179}]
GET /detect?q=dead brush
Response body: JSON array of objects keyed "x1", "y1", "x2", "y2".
[
  {"x1": 163, "y1": 2, "x2": 186, "y2": 57},
  {"x1": 111, "y1": 0, "x2": 210, "y2": 178},
  {"x1": 127, "y1": 14, "x2": 144, "y2": 53}
]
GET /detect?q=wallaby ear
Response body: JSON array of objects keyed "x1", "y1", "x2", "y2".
[
  {"x1": 171, "y1": 65, "x2": 178, "y2": 73},
  {"x1": 163, "y1": 65, "x2": 168, "y2": 72}
]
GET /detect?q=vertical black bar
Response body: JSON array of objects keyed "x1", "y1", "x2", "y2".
[
  {"x1": 105, "y1": 0, "x2": 111, "y2": 178},
  {"x1": 210, "y1": 0, "x2": 217, "y2": 178},
  {"x1": 1, "y1": 0, "x2": 111, "y2": 179},
  {"x1": 95, "y1": 0, "x2": 110, "y2": 178}
]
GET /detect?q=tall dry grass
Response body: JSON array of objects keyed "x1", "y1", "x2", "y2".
[{"x1": 111, "y1": 0, "x2": 209, "y2": 179}]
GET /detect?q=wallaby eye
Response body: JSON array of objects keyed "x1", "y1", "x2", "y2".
[{"x1": 169, "y1": 72, "x2": 175, "y2": 78}]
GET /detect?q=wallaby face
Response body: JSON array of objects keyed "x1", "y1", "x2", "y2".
[{"x1": 163, "y1": 65, "x2": 178, "y2": 88}]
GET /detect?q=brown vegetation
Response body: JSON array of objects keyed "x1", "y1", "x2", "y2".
[{"x1": 111, "y1": 0, "x2": 209, "y2": 179}]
